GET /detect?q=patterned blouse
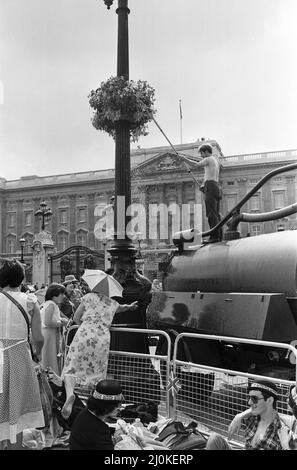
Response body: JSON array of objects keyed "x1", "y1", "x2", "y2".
[{"x1": 244, "y1": 413, "x2": 297, "y2": 450}]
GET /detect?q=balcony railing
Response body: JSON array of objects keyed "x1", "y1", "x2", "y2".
[{"x1": 223, "y1": 149, "x2": 297, "y2": 163}]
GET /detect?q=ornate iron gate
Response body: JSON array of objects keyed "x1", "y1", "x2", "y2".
[{"x1": 49, "y1": 245, "x2": 104, "y2": 283}]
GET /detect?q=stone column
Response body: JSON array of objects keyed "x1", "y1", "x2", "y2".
[
  {"x1": 50, "y1": 195, "x2": 58, "y2": 245},
  {"x1": 16, "y1": 199, "x2": 24, "y2": 239},
  {"x1": 286, "y1": 175, "x2": 297, "y2": 228},
  {"x1": 237, "y1": 178, "x2": 249, "y2": 237},
  {"x1": 157, "y1": 184, "x2": 166, "y2": 246},
  {"x1": 286, "y1": 175, "x2": 296, "y2": 205},
  {"x1": 69, "y1": 194, "x2": 76, "y2": 245},
  {"x1": 194, "y1": 185, "x2": 205, "y2": 233},
  {"x1": 0, "y1": 190, "x2": 4, "y2": 253},
  {"x1": 176, "y1": 182, "x2": 183, "y2": 205},
  {"x1": 195, "y1": 184, "x2": 208, "y2": 233},
  {"x1": 32, "y1": 231, "x2": 55, "y2": 286},
  {"x1": 88, "y1": 193, "x2": 95, "y2": 249},
  {"x1": 262, "y1": 180, "x2": 274, "y2": 234},
  {"x1": 33, "y1": 197, "x2": 41, "y2": 234}
]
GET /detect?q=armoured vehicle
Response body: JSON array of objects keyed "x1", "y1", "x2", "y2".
[{"x1": 153, "y1": 162, "x2": 297, "y2": 379}]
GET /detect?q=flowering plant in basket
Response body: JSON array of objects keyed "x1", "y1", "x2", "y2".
[{"x1": 89, "y1": 76, "x2": 156, "y2": 142}]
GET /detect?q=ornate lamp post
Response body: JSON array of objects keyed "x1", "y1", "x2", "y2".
[
  {"x1": 34, "y1": 201, "x2": 53, "y2": 231},
  {"x1": 101, "y1": 0, "x2": 152, "y2": 353},
  {"x1": 19, "y1": 237, "x2": 26, "y2": 264}
]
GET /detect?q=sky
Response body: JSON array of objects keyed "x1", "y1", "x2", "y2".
[{"x1": 0, "y1": 0, "x2": 297, "y2": 180}]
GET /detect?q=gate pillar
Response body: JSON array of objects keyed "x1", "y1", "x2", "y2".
[{"x1": 32, "y1": 230, "x2": 55, "y2": 287}]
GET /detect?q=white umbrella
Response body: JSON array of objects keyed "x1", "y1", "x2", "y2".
[
  {"x1": 82, "y1": 269, "x2": 123, "y2": 297},
  {"x1": 35, "y1": 287, "x2": 47, "y2": 305}
]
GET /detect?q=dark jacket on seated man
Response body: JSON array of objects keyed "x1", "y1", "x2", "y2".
[
  {"x1": 70, "y1": 408, "x2": 114, "y2": 450},
  {"x1": 69, "y1": 379, "x2": 123, "y2": 450}
]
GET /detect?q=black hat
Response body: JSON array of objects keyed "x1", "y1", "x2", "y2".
[
  {"x1": 92, "y1": 379, "x2": 124, "y2": 401},
  {"x1": 248, "y1": 379, "x2": 279, "y2": 399}
]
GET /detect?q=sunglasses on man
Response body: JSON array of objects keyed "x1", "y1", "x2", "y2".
[{"x1": 248, "y1": 395, "x2": 266, "y2": 404}]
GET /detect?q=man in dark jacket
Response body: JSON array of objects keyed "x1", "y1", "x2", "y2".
[{"x1": 60, "y1": 275, "x2": 77, "y2": 319}]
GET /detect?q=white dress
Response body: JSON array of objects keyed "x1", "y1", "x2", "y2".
[
  {"x1": 40, "y1": 300, "x2": 63, "y2": 374},
  {"x1": 0, "y1": 291, "x2": 44, "y2": 443},
  {"x1": 62, "y1": 293, "x2": 119, "y2": 387}
]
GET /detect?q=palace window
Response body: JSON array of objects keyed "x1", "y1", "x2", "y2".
[
  {"x1": 78, "y1": 207, "x2": 86, "y2": 223},
  {"x1": 59, "y1": 209, "x2": 68, "y2": 224},
  {"x1": 226, "y1": 195, "x2": 237, "y2": 212},
  {"x1": 58, "y1": 232, "x2": 68, "y2": 252},
  {"x1": 273, "y1": 191, "x2": 285, "y2": 209},
  {"x1": 25, "y1": 212, "x2": 32, "y2": 226},
  {"x1": 24, "y1": 236, "x2": 33, "y2": 254},
  {"x1": 7, "y1": 237, "x2": 15, "y2": 254},
  {"x1": 8, "y1": 213, "x2": 16, "y2": 227},
  {"x1": 250, "y1": 194, "x2": 260, "y2": 211},
  {"x1": 250, "y1": 225, "x2": 261, "y2": 237}
]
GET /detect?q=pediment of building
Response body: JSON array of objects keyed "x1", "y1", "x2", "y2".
[{"x1": 132, "y1": 152, "x2": 198, "y2": 178}]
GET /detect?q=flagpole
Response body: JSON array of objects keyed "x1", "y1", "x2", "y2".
[{"x1": 179, "y1": 99, "x2": 183, "y2": 144}]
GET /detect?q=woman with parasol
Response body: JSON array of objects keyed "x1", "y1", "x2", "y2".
[{"x1": 61, "y1": 269, "x2": 138, "y2": 420}]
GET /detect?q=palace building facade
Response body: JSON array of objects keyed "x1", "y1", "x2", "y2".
[{"x1": 0, "y1": 139, "x2": 296, "y2": 279}]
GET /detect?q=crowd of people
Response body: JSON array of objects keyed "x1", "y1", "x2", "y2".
[
  {"x1": 1, "y1": 258, "x2": 297, "y2": 451},
  {"x1": 0, "y1": 259, "x2": 137, "y2": 450}
]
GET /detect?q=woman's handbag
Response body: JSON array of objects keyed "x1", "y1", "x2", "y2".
[
  {"x1": 47, "y1": 377, "x2": 85, "y2": 430},
  {"x1": 36, "y1": 367, "x2": 54, "y2": 429},
  {"x1": 157, "y1": 420, "x2": 207, "y2": 450}
]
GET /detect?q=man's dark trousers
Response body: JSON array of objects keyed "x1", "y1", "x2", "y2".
[{"x1": 204, "y1": 180, "x2": 222, "y2": 241}]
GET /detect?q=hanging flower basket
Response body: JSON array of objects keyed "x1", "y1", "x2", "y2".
[{"x1": 88, "y1": 76, "x2": 156, "y2": 142}]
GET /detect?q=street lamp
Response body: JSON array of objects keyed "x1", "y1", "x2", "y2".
[
  {"x1": 101, "y1": 0, "x2": 152, "y2": 353},
  {"x1": 102, "y1": 0, "x2": 134, "y2": 258},
  {"x1": 19, "y1": 237, "x2": 26, "y2": 263},
  {"x1": 34, "y1": 200, "x2": 53, "y2": 231}
]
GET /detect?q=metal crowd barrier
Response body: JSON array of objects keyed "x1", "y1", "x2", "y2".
[
  {"x1": 172, "y1": 332, "x2": 297, "y2": 446},
  {"x1": 63, "y1": 325, "x2": 172, "y2": 418},
  {"x1": 62, "y1": 325, "x2": 297, "y2": 448},
  {"x1": 108, "y1": 327, "x2": 171, "y2": 419}
]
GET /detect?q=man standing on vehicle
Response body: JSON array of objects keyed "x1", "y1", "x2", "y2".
[{"x1": 190, "y1": 143, "x2": 222, "y2": 242}]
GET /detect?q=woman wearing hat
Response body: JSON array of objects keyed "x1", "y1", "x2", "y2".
[
  {"x1": 61, "y1": 288, "x2": 138, "y2": 420},
  {"x1": 69, "y1": 379, "x2": 123, "y2": 450}
]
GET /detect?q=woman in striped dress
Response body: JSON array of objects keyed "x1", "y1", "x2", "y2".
[{"x1": 0, "y1": 259, "x2": 44, "y2": 449}]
